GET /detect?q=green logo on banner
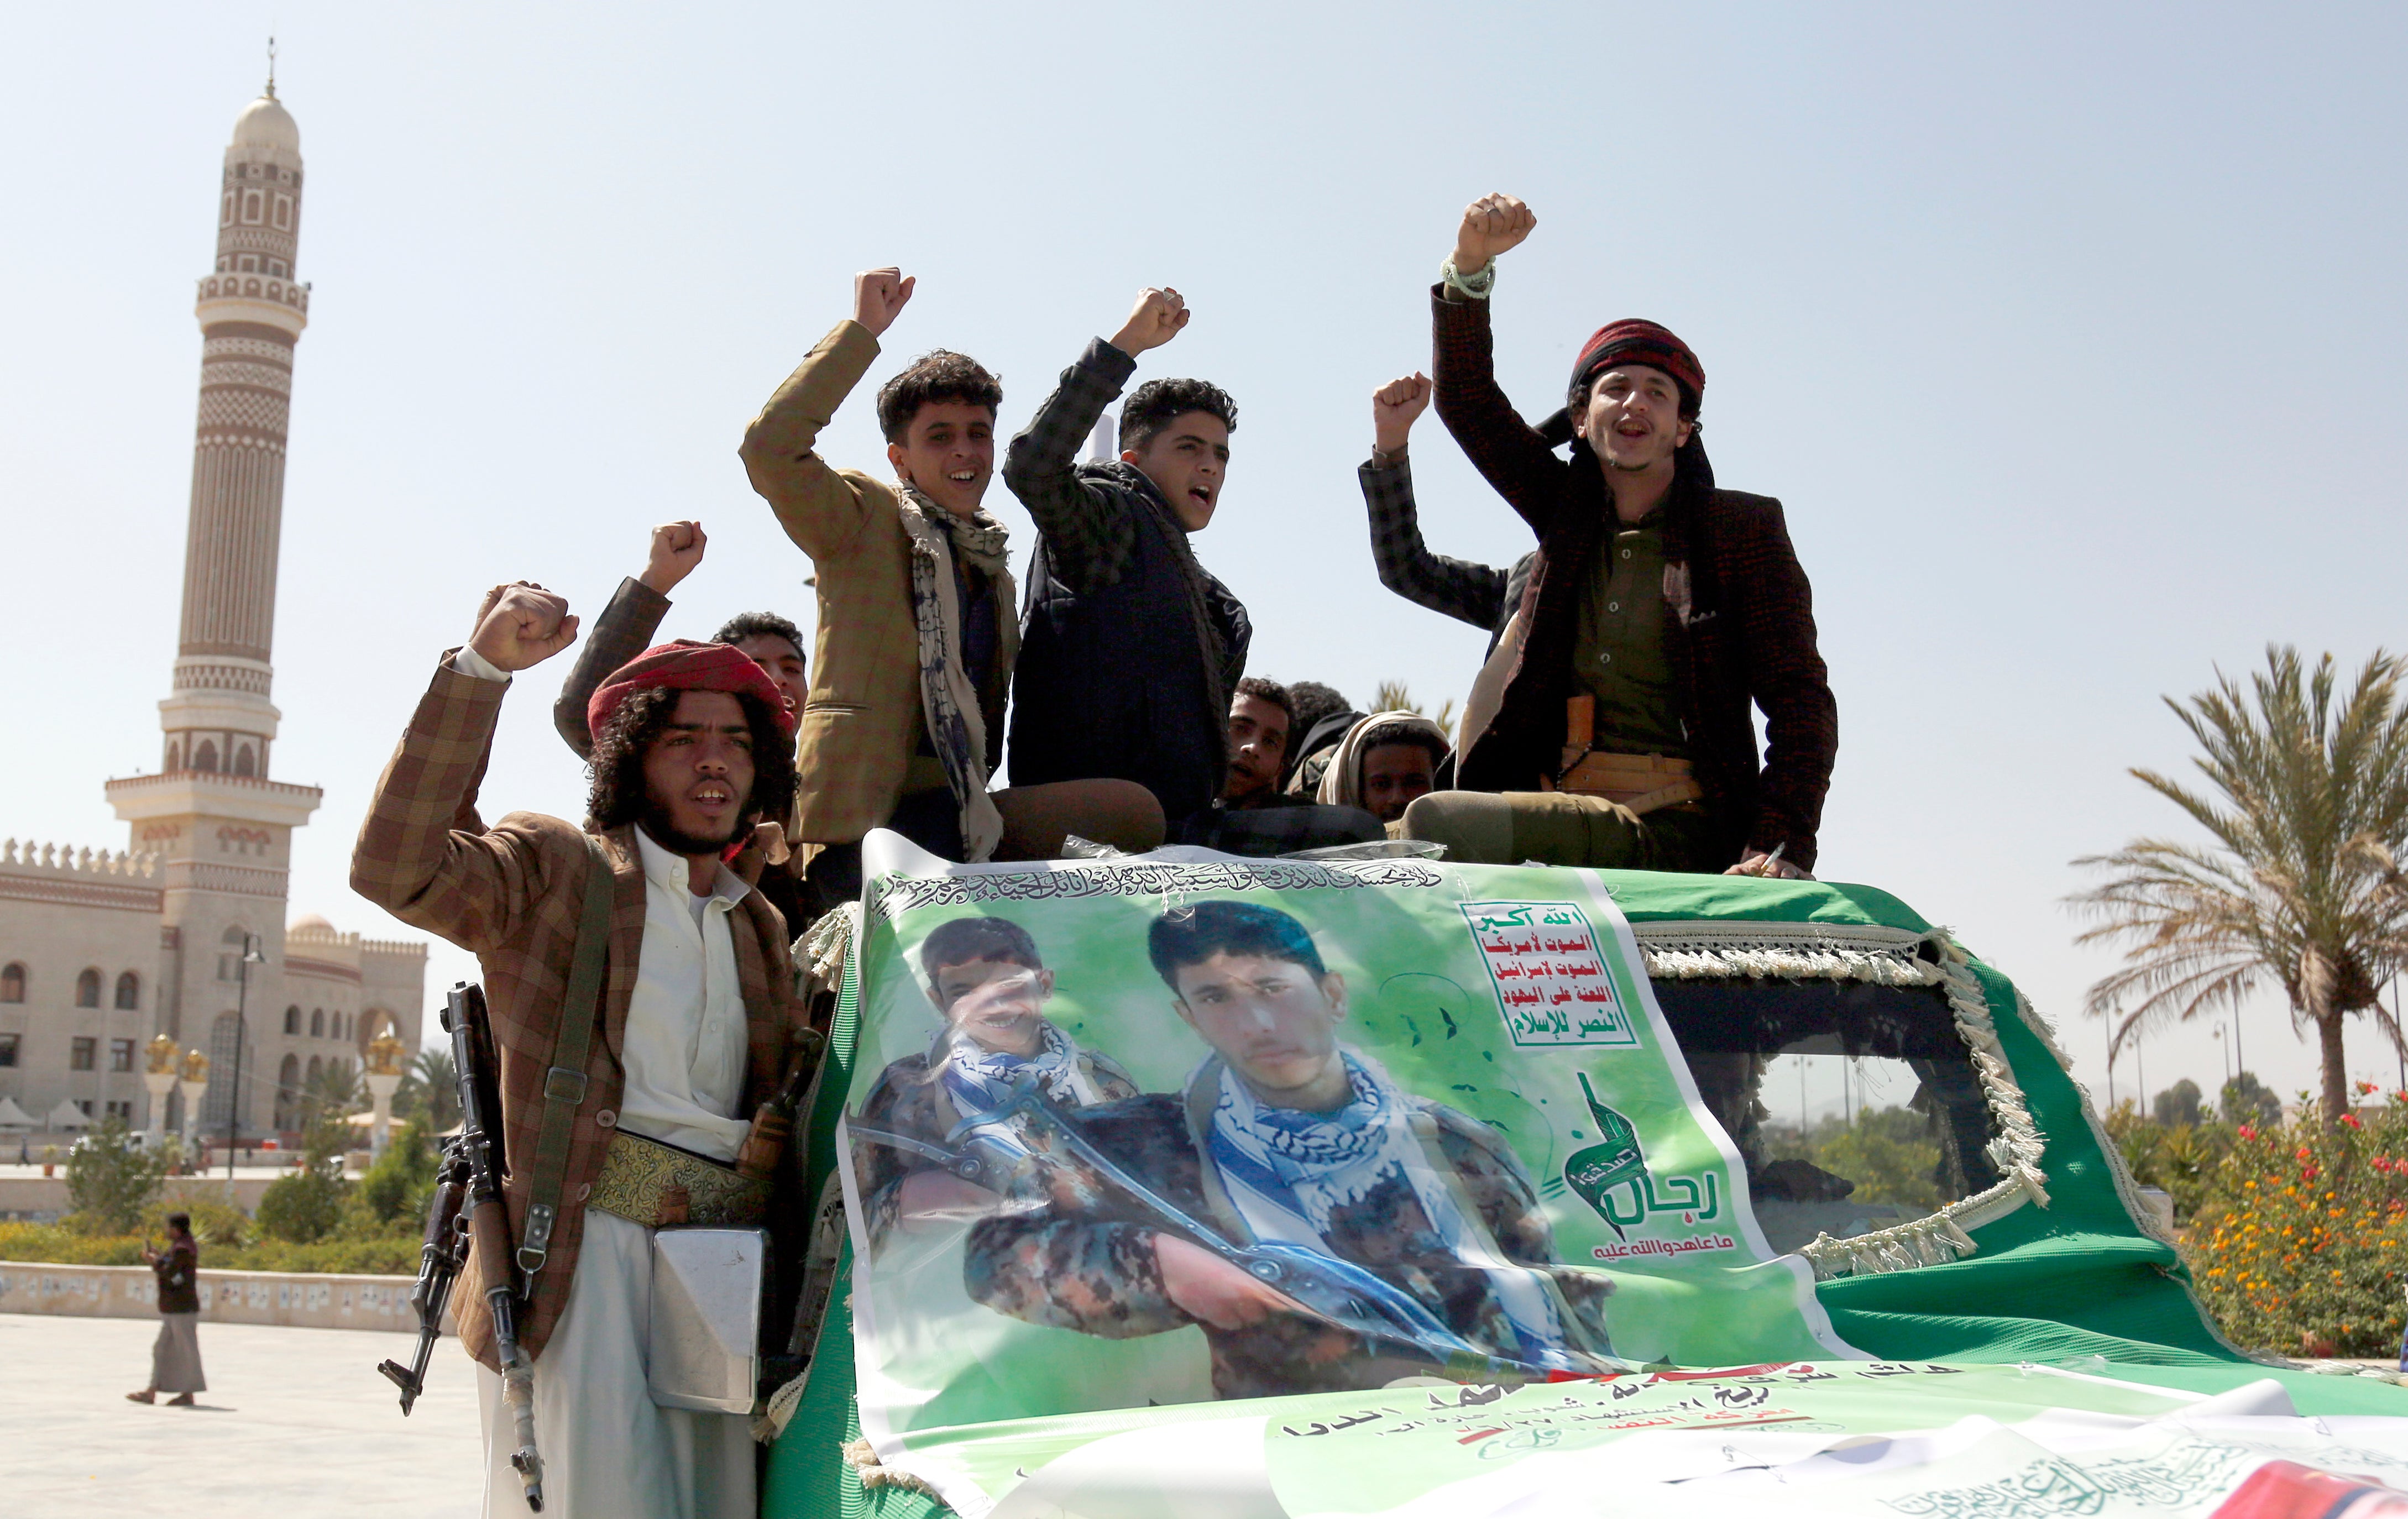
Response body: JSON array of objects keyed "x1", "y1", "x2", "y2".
[{"x1": 1564, "y1": 1072, "x2": 1647, "y2": 1235}]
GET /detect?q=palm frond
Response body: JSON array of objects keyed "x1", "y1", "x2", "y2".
[{"x1": 2069, "y1": 645, "x2": 2408, "y2": 1123}]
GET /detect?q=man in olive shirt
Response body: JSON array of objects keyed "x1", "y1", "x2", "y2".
[{"x1": 1401, "y1": 193, "x2": 1835, "y2": 876}]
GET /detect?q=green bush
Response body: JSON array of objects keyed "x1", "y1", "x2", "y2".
[
  {"x1": 2185, "y1": 1096, "x2": 2408, "y2": 1358},
  {"x1": 1762, "y1": 1104, "x2": 1949, "y2": 1210},
  {"x1": 61, "y1": 1118, "x2": 170, "y2": 1235},
  {"x1": 142, "y1": 1197, "x2": 250, "y2": 1250},
  {"x1": 1, "y1": 1120, "x2": 438, "y2": 1274},
  {"x1": 254, "y1": 1113, "x2": 353, "y2": 1244},
  {"x1": 0, "y1": 1217, "x2": 422, "y2": 1274},
  {"x1": 354, "y1": 1122, "x2": 439, "y2": 1229},
  {"x1": 0, "y1": 1221, "x2": 144, "y2": 1265},
  {"x1": 255, "y1": 1165, "x2": 349, "y2": 1244},
  {"x1": 2106, "y1": 1104, "x2": 2237, "y2": 1222}
]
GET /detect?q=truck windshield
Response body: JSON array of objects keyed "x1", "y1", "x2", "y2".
[{"x1": 1651, "y1": 977, "x2": 2001, "y2": 1255}]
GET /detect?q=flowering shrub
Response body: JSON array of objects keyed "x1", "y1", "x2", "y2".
[{"x1": 2184, "y1": 1099, "x2": 2408, "y2": 1358}]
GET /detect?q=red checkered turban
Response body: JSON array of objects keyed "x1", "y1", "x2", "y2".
[
  {"x1": 1571, "y1": 320, "x2": 1704, "y2": 415},
  {"x1": 587, "y1": 640, "x2": 797, "y2": 740}
]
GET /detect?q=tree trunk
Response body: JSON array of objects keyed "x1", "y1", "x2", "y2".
[{"x1": 2318, "y1": 1010, "x2": 2349, "y2": 1130}]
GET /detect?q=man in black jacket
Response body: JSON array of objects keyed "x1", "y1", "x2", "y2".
[
  {"x1": 127, "y1": 1211, "x2": 204, "y2": 1407},
  {"x1": 1005, "y1": 288, "x2": 1250, "y2": 827}
]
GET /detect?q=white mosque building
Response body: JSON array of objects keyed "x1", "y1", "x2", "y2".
[{"x1": 0, "y1": 80, "x2": 425, "y2": 1144}]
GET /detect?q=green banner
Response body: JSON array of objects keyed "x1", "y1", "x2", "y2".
[
  {"x1": 979, "y1": 1360, "x2": 2408, "y2": 1519},
  {"x1": 833, "y1": 851, "x2": 1859, "y2": 1510}
]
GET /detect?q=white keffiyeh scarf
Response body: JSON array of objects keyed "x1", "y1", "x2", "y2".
[
  {"x1": 1206, "y1": 1051, "x2": 1577, "y2": 1365},
  {"x1": 938, "y1": 1017, "x2": 1103, "y2": 1119}
]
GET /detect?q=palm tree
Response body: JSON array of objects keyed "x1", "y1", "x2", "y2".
[
  {"x1": 300, "y1": 1059, "x2": 365, "y2": 1127},
  {"x1": 1369, "y1": 680, "x2": 1458, "y2": 737},
  {"x1": 394, "y1": 1046, "x2": 460, "y2": 1134},
  {"x1": 2070, "y1": 647, "x2": 2408, "y2": 1128}
]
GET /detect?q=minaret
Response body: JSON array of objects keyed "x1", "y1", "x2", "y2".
[{"x1": 104, "y1": 74, "x2": 322, "y2": 1140}]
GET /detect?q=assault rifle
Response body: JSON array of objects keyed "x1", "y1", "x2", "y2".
[
  {"x1": 376, "y1": 982, "x2": 547, "y2": 1511},
  {"x1": 855, "y1": 1081, "x2": 1575, "y2": 1381}
]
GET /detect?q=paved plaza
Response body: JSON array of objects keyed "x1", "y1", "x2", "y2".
[{"x1": 0, "y1": 1313, "x2": 483, "y2": 1517}]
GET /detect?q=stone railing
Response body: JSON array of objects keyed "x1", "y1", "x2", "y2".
[{"x1": 0, "y1": 1260, "x2": 447, "y2": 1334}]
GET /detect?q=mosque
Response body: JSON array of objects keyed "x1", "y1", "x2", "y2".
[{"x1": 0, "y1": 79, "x2": 426, "y2": 1145}]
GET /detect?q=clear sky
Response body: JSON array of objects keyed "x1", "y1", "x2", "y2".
[{"x1": 6, "y1": 3, "x2": 2405, "y2": 1113}]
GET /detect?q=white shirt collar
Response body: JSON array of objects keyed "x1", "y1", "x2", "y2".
[{"x1": 630, "y1": 825, "x2": 751, "y2": 909}]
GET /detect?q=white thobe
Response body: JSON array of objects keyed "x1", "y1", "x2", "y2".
[{"x1": 454, "y1": 728, "x2": 758, "y2": 1519}]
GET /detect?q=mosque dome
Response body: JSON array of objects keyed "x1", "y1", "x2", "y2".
[
  {"x1": 232, "y1": 93, "x2": 300, "y2": 153},
  {"x1": 288, "y1": 911, "x2": 335, "y2": 933}
]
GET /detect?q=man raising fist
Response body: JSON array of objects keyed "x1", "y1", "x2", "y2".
[
  {"x1": 352, "y1": 584, "x2": 818, "y2": 1518},
  {"x1": 1400, "y1": 193, "x2": 1838, "y2": 881},
  {"x1": 1360, "y1": 370, "x2": 1534, "y2": 653},
  {"x1": 1004, "y1": 286, "x2": 1252, "y2": 827},
  {"x1": 740, "y1": 269, "x2": 1164, "y2": 908}
]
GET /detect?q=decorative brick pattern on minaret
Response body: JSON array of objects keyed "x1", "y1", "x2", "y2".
[
  {"x1": 165, "y1": 85, "x2": 311, "y2": 779},
  {"x1": 107, "y1": 83, "x2": 323, "y2": 1133}
]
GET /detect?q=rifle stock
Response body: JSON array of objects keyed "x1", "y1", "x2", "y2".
[{"x1": 373, "y1": 981, "x2": 546, "y2": 1511}]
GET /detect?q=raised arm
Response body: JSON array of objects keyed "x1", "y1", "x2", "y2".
[
  {"x1": 1003, "y1": 287, "x2": 1190, "y2": 593},
  {"x1": 350, "y1": 583, "x2": 582, "y2": 956},
  {"x1": 1429, "y1": 194, "x2": 1567, "y2": 536},
  {"x1": 550, "y1": 521, "x2": 699, "y2": 758},
  {"x1": 739, "y1": 269, "x2": 914, "y2": 561},
  {"x1": 1362, "y1": 371, "x2": 1511, "y2": 631}
]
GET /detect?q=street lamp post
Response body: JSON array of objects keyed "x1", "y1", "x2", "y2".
[{"x1": 224, "y1": 934, "x2": 264, "y2": 1182}]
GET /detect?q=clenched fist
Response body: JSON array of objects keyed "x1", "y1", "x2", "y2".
[
  {"x1": 467, "y1": 582, "x2": 579, "y2": 673},
  {"x1": 1452, "y1": 193, "x2": 1536, "y2": 273},
  {"x1": 1371, "y1": 372, "x2": 1432, "y2": 454},
  {"x1": 1109, "y1": 286, "x2": 1190, "y2": 358},
  {"x1": 852, "y1": 267, "x2": 915, "y2": 338},
  {"x1": 640, "y1": 520, "x2": 707, "y2": 595}
]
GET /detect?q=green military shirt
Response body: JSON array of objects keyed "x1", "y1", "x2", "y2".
[{"x1": 1571, "y1": 514, "x2": 1688, "y2": 756}]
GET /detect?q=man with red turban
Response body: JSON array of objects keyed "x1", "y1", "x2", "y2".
[
  {"x1": 1399, "y1": 193, "x2": 1838, "y2": 879},
  {"x1": 353, "y1": 583, "x2": 818, "y2": 1519}
]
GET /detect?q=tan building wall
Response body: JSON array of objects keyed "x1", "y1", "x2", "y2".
[
  {"x1": 274, "y1": 916, "x2": 426, "y2": 1132},
  {"x1": 0, "y1": 841, "x2": 429, "y2": 1144},
  {"x1": 0, "y1": 841, "x2": 169, "y2": 1132}
]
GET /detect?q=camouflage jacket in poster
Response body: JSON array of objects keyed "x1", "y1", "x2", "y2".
[
  {"x1": 849, "y1": 1035, "x2": 1138, "y2": 1247},
  {"x1": 961, "y1": 1062, "x2": 1614, "y2": 1400}
]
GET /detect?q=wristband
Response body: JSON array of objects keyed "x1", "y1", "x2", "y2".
[{"x1": 1440, "y1": 255, "x2": 1496, "y2": 300}]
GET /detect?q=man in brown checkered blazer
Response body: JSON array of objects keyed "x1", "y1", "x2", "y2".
[
  {"x1": 352, "y1": 582, "x2": 816, "y2": 1519},
  {"x1": 740, "y1": 267, "x2": 1165, "y2": 907}
]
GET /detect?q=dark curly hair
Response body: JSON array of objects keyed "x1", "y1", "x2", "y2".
[
  {"x1": 1233, "y1": 675, "x2": 1291, "y2": 726},
  {"x1": 1118, "y1": 378, "x2": 1237, "y2": 453},
  {"x1": 585, "y1": 684, "x2": 798, "y2": 841},
  {"x1": 711, "y1": 610, "x2": 804, "y2": 655},
  {"x1": 1284, "y1": 681, "x2": 1350, "y2": 737},
  {"x1": 876, "y1": 350, "x2": 1003, "y2": 444}
]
